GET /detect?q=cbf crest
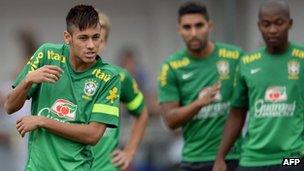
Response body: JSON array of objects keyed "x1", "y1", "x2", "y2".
[
  {"x1": 83, "y1": 79, "x2": 99, "y2": 100},
  {"x1": 288, "y1": 60, "x2": 300, "y2": 80},
  {"x1": 217, "y1": 60, "x2": 229, "y2": 80}
]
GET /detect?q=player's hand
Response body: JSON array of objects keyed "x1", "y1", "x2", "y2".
[
  {"x1": 16, "y1": 116, "x2": 44, "y2": 137},
  {"x1": 197, "y1": 82, "x2": 221, "y2": 107},
  {"x1": 26, "y1": 65, "x2": 63, "y2": 84},
  {"x1": 111, "y1": 149, "x2": 134, "y2": 170},
  {"x1": 212, "y1": 158, "x2": 227, "y2": 171}
]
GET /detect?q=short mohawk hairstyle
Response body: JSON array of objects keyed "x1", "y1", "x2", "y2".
[
  {"x1": 178, "y1": 1, "x2": 209, "y2": 22},
  {"x1": 66, "y1": 4, "x2": 99, "y2": 33}
]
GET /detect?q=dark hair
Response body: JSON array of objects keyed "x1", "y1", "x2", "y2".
[
  {"x1": 66, "y1": 4, "x2": 99, "y2": 33},
  {"x1": 178, "y1": 1, "x2": 209, "y2": 22}
]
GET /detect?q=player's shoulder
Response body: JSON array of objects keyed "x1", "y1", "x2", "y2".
[
  {"x1": 215, "y1": 42, "x2": 243, "y2": 60},
  {"x1": 111, "y1": 65, "x2": 132, "y2": 82},
  {"x1": 289, "y1": 42, "x2": 304, "y2": 59},
  {"x1": 162, "y1": 49, "x2": 190, "y2": 70},
  {"x1": 164, "y1": 48, "x2": 187, "y2": 63},
  {"x1": 94, "y1": 59, "x2": 120, "y2": 79},
  {"x1": 216, "y1": 42, "x2": 243, "y2": 52},
  {"x1": 240, "y1": 47, "x2": 264, "y2": 65},
  {"x1": 39, "y1": 43, "x2": 66, "y2": 52}
]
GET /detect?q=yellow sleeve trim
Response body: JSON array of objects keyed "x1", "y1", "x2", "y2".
[
  {"x1": 92, "y1": 104, "x2": 119, "y2": 117},
  {"x1": 126, "y1": 92, "x2": 144, "y2": 111}
]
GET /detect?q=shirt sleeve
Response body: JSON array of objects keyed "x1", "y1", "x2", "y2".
[
  {"x1": 230, "y1": 60, "x2": 249, "y2": 108},
  {"x1": 157, "y1": 62, "x2": 180, "y2": 103},
  {"x1": 90, "y1": 74, "x2": 121, "y2": 128},
  {"x1": 120, "y1": 69, "x2": 145, "y2": 117},
  {"x1": 12, "y1": 44, "x2": 46, "y2": 98}
]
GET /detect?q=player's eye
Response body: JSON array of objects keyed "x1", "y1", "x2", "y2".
[
  {"x1": 195, "y1": 22, "x2": 204, "y2": 29},
  {"x1": 275, "y1": 19, "x2": 284, "y2": 26},
  {"x1": 92, "y1": 35, "x2": 100, "y2": 41},
  {"x1": 182, "y1": 24, "x2": 191, "y2": 30},
  {"x1": 78, "y1": 36, "x2": 88, "y2": 41},
  {"x1": 261, "y1": 21, "x2": 270, "y2": 27}
]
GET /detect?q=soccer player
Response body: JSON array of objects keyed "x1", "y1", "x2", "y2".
[
  {"x1": 90, "y1": 12, "x2": 149, "y2": 171},
  {"x1": 157, "y1": 2, "x2": 243, "y2": 171},
  {"x1": 4, "y1": 5, "x2": 121, "y2": 171},
  {"x1": 213, "y1": 0, "x2": 304, "y2": 171}
]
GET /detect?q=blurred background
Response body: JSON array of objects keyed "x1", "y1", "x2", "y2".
[{"x1": 0, "y1": 0, "x2": 304, "y2": 170}]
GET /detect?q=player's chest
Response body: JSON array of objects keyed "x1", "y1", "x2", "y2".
[
  {"x1": 244, "y1": 59, "x2": 304, "y2": 88},
  {"x1": 39, "y1": 75, "x2": 104, "y2": 118},
  {"x1": 176, "y1": 59, "x2": 235, "y2": 87}
]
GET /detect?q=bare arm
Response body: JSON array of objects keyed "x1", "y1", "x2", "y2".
[
  {"x1": 161, "y1": 83, "x2": 220, "y2": 130},
  {"x1": 5, "y1": 65, "x2": 63, "y2": 114},
  {"x1": 213, "y1": 107, "x2": 247, "y2": 171},
  {"x1": 16, "y1": 115, "x2": 106, "y2": 145},
  {"x1": 112, "y1": 107, "x2": 149, "y2": 170},
  {"x1": 5, "y1": 77, "x2": 33, "y2": 114}
]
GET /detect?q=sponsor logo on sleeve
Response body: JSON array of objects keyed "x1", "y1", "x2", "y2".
[{"x1": 106, "y1": 87, "x2": 119, "y2": 104}]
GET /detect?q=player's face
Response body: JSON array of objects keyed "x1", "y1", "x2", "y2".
[
  {"x1": 178, "y1": 14, "x2": 212, "y2": 52},
  {"x1": 65, "y1": 25, "x2": 102, "y2": 64},
  {"x1": 258, "y1": 9, "x2": 292, "y2": 49}
]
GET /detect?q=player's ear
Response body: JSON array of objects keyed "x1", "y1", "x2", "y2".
[
  {"x1": 177, "y1": 23, "x2": 182, "y2": 36},
  {"x1": 288, "y1": 18, "x2": 293, "y2": 29},
  {"x1": 63, "y1": 31, "x2": 72, "y2": 45},
  {"x1": 208, "y1": 20, "x2": 214, "y2": 32}
]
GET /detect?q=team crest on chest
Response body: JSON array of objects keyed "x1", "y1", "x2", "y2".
[
  {"x1": 217, "y1": 60, "x2": 230, "y2": 80},
  {"x1": 288, "y1": 60, "x2": 300, "y2": 80},
  {"x1": 83, "y1": 79, "x2": 99, "y2": 100}
]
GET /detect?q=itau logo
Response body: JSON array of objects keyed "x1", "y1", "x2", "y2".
[
  {"x1": 265, "y1": 86, "x2": 287, "y2": 102},
  {"x1": 51, "y1": 99, "x2": 77, "y2": 120}
]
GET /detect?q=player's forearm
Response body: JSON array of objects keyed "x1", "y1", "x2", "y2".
[
  {"x1": 4, "y1": 77, "x2": 32, "y2": 114},
  {"x1": 164, "y1": 100, "x2": 202, "y2": 129},
  {"x1": 216, "y1": 107, "x2": 247, "y2": 160},
  {"x1": 39, "y1": 117, "x2": 106, "y2": 145},
  {"x1": 125, "y1": 107, "x2": 148, "y2": 155}
]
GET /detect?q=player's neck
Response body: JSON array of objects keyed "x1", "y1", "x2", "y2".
[
  {"x1": 69, "y1": 55, "x2": 96, "y2": 72},
  {"x1": 189, "y1": 41, "x2": 214, "y2": 58},
  {"x1": 267, "y1": 41, "x2": 289, "y2": 55}
]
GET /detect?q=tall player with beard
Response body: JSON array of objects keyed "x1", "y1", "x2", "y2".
[
  {"x1": 157, "y1": 2, "x2": 243, "y2": 171},
  {"x1": 4, "y1": 5, "x2": 121, "y2": 171},
  {"x1": 213, "y1": 0, "x2": 304, "y2": 171}
]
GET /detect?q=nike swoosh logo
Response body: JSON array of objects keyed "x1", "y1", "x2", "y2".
[
  {"x1": 182, "y1": 72, "x2": 193, "y2": 79},
  {"x1": 250, "y1": 68, "x2": 261, "y2": 74}
]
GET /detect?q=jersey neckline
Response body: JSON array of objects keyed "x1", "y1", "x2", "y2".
[
  {"x1": 63, "y1": 44, "x2": 103, "y2": 75},
  {"x1": 184, "y1": 42, "x2": 218, "y2": 61}
]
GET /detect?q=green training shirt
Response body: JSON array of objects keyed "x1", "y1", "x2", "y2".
[
  {"x1": 231, "y1": 42, "x2": 304, "y2": 167},
  {"x1": 91, "y1": 66, "x2": 145, "y2": 171},
  {"x1": 157, "y1": 42, "x2": 243, "y2": 162},
  {"x1": 13, "y1": 43, "x2": 121, "y2": 171}
]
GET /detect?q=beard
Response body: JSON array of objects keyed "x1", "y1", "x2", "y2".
[{"x1": 186, "y1": 38, "x2": 207, "y2": 52}]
